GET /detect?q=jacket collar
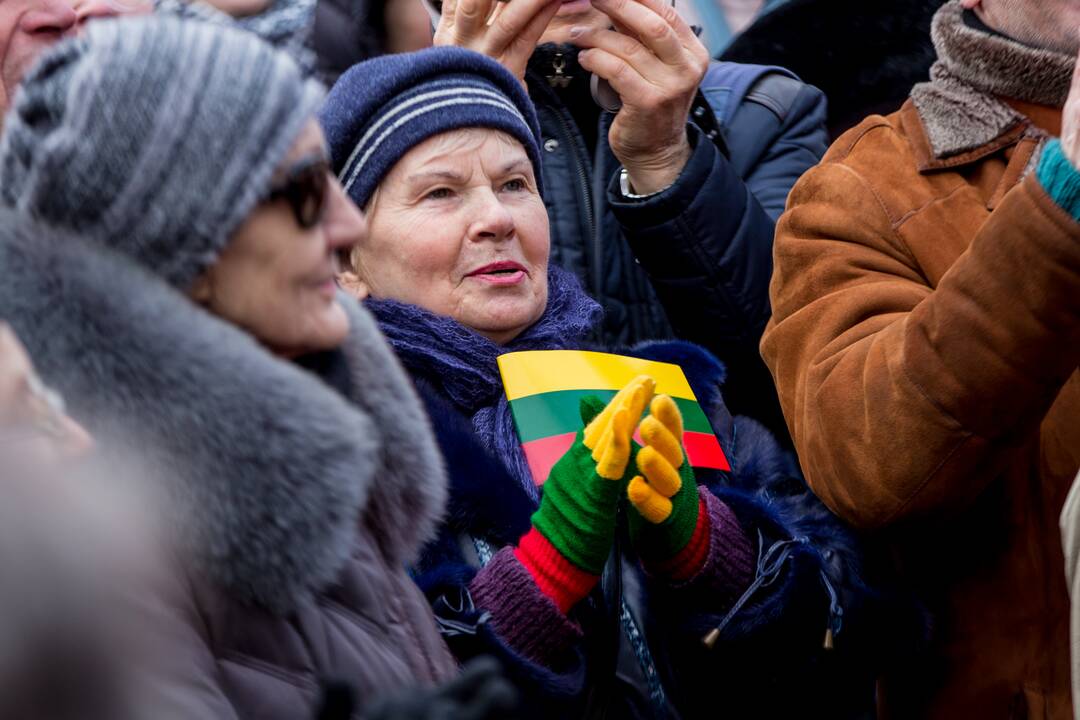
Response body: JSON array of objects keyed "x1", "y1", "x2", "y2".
[
  {"x1": 907, "y1": 1, "x2": 1072, "y2": 170},
  {"x1": 0, "y1": 219, "x2": 446, "y2": 614}
]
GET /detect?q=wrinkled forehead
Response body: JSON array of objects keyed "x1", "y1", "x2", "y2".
[{"x1": 387, "y1": 128, "x2": 531, "y2": 179}]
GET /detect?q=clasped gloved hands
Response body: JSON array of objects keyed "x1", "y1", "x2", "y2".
[
  {"x1": 518, "y1": 377, "x2": 708, "y2": 613},
  {"x1": 516, "y1": 375, "x2": 655, "y2": 612}
]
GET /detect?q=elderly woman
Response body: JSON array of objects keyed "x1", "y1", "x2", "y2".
[
  {"x1": 0, "y1": 17, "x2": 488, "y2": 719},
  {"x1": 322, "y1": 47, "x2": 902, "y2": 719}
]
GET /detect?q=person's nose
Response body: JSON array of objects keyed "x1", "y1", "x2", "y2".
[
  {"x1": 323, "y1": 176, "x2": 367, "y2": 256},
  {"x1": 22, "y1": 0, "x2": 78, "y2": 36},
  {"x1": 467, "y1": 190, "x2": 515, "y2": 243}
]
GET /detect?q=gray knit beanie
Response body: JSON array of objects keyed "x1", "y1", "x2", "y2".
[{"x1": 0, "y1": 15, "x2": 324, "y2": 289}]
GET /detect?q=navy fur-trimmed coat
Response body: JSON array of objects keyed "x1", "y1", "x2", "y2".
[{"x1": 411, "y1": 340, "x2": 915, "y2": 719}]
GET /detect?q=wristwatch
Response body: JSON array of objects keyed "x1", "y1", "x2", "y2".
[{"x1": 619, "y1": 168, "x2": 673, "y2": 200}]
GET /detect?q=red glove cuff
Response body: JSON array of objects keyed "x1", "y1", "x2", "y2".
[{"x1": 515, "y1": 527, "x2": 599, "y2": 613}]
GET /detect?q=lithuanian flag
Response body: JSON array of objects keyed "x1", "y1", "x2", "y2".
[{"x1": 497, "y1": 350, "x2": 730, "y2": 486}]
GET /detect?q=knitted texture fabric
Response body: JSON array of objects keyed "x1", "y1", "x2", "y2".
[
  {"x1": 1037, "y1": 139, "x2": 1080, "y2": 221},
  {"x1": 513, "y1": 527, "x2": 597, "y2": 613},
  {"x1": 629, "y1": 458, "x2": 701, "y2": 564},
  {"x1": 154, "y1": 0, "x2": 318, "y2": 73},
  {"x1": 627, "y1": 396, "x2": 702, "y2": 564},
  {"x1": 0, "y1": 16, "x2": 323, "y2": 290},
  {"x1": 529, "y1": 395, "x2": 637, "y2": 577},
  {"x1": 658, "y1": 492, "x2": 754, "y2": 600},
  {"x1": 320, "y1": 46, "x2": 544, "y2": 209},
  {"x1": 649, "y1": 498, "x2": 712, "y2": 581},
  {"x1": 366, "y1": 267, "x2": 603, "y2": 502},
  {"x1": 469, "y1": 546, "x2": 584, "y2": 665}
]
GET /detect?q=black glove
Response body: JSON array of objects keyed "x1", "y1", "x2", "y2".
[{"x1": 315, "y1": 657, "x2": 519, "y2": 720}]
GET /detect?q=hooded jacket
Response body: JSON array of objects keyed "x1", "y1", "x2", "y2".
[
  {"x1": 0, "y1": 217, "x2": 458, "y2": 718},
  {"x1": 762, "y1": 3, "x2": 1080, "y2": 716}
]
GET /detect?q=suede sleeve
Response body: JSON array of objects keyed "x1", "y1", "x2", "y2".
[{"x1": 762, "y1": 147, "x2": 1080, "y2": 529}]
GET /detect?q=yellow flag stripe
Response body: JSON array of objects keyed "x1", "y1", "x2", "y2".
[{"x1": 497, "y1": 350, "x2": 697, "y2": 402}]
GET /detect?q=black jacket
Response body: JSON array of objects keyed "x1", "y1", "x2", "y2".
[{"x1": 526, "y1": 50, "x2": 827, "y2": 440}]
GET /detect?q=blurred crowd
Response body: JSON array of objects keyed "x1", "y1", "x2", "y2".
[{"x1": 0, "y1": 0, "x2": 1077, "y2": 718}]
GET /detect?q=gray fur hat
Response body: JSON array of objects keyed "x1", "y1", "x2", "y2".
[{"x1": 0, "y1": 15, "x2": 324, "y2": 290}]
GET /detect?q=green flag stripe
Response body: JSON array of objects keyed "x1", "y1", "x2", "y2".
[{"x1": 509, "y1": 389, "x2": 713, "y2": 443}]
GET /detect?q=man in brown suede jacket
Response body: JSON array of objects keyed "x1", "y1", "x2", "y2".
[{"x1": 762, "y1": 0, "x2": 1080, "y2": 717}]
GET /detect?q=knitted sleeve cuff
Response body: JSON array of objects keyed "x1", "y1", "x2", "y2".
[
  {"x1": 469, "y1": 546, "x2": 584, "y2": 667},
  {"x1": 1036, "y1": 139, "x2": 1080, "y2": 221},
  {"x1": 648, "y1": 491, "x2": 754, "y2": 604}
]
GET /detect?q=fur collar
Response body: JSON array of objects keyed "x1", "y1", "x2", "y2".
[
  {"x1": 0, "y1": 217, "x2": 445, "y2": 614},
  {"x1": 911, "y1": 1, "x2": 1073, "y2": 159}
]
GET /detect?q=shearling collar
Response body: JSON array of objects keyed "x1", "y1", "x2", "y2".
[
  {"x1": 910, "y1": 1, "x2": 1073, "y2": 161},
  {"x1": 0, "y1": 217, "x2": 446, "y2": 614}
]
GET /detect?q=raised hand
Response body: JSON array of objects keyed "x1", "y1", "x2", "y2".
[
  {"x1": 434, "y1": 0, "x2": 561, "y2": 84},
  {"x1": 570, "y1": 0, "x2": 710, "y2": 194}
]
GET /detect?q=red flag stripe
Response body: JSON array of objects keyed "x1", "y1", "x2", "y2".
[{"x1": 522, "y1": 431, "x2": 729, "y2": 485}]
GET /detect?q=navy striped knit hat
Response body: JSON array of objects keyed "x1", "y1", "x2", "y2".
[{"x1": 320, "y1": 46, "x2": 543, "y2": 209}]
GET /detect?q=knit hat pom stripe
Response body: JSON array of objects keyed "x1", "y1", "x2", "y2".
[
  {"x1": 338, "y1": 78, "x2": 509, "y2": 180},
  {"x1": 342, "y1": 94, "x2": 533, "y2": 194}
]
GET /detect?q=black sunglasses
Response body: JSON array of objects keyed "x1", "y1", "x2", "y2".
[{"x1": 264, "y1": 155, "x2": 331, "y2": 230}]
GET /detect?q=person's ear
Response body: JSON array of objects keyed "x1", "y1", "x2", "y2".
[
  {"x1": 337, "y1": 269, "x2": 371, "y2": 300},
  {"x1": 189, "y1": 273, "x2": 213, "y2": 305}
]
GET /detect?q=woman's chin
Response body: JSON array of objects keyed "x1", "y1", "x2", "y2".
[{"x1": 265, "y1": 302, "x2": 352, "y2": 357}]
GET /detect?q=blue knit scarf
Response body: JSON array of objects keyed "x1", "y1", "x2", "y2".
[{"x1": 366, "y1": 267, "x2": 603, "y2": 501}]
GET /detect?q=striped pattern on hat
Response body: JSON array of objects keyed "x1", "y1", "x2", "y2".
[
  {"x1": 321, "y1": 47, "x2": 543, "y2": 210},
  {"x1": 0, "y1": 16, "x2": 324, "y2": 290}
]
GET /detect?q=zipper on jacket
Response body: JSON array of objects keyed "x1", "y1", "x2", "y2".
[
  {"x1": 529, "y1": 69, "x2": 599, "y2": 302},
  {"x1": 553, "y1": 103, "x2": 597, "y2": 270}
]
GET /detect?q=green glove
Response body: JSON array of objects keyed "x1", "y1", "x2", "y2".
[
  {"x1": 529, "y1": 375, "x2": 654, "y2": 575},
  {"x1": 626, "y1": 394, "x2": 701, "y2": 564}
]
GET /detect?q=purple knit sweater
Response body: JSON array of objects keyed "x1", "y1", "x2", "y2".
[{"x1": 469, "y1": 489, "x2": 755, "y2": 666}]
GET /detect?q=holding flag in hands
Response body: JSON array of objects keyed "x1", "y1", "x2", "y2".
[
  {"x1": 515, "y1": 374, "x2": 711, "y2": 614},
  {"x1": 515, "y1": 375, "x2": 655, "y2": 611}
]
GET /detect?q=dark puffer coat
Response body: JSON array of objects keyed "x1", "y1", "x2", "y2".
[{"x1": 0, "y1": 218, "x2": 458, "y2": 719}]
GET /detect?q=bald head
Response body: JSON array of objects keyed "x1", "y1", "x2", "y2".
[{"x1": 962, "y1": 0, "x2": 1080, "y2": 55}]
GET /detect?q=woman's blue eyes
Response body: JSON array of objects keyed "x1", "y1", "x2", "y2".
[{"x1": 502, "y1": 179, "x2": 527, "y2": 193}]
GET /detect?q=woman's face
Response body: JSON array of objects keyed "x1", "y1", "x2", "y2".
[
  {"x1": 192, "y1": 120, "x2": 366, "y2": 357},
  {"x1": 344, "y1": 129, "x2": 549, "y2": 345}
]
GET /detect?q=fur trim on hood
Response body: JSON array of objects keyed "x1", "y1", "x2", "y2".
[
  {"x1": 0, "y1": 215, "x2": 446, "y2": 613},
  {"x1": 910, "y1": 0, "x2": 1074, "y2": 158}
]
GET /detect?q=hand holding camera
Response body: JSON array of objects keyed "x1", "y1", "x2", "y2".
[
  {"x1": 571, "y1": 0, "x2": 709, "y2": 194},
  {"x1": 433, "y1": 0, "x2": 561, "y2": 84}
]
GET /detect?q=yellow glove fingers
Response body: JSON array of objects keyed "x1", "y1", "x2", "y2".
[
  {"x1": 651, "y1": 395, "x2": 684, "y2": 443},
  {"x1": 596, "y1": 406, "x2": 632, "y2": 479},
  {"x1": 628, "y1": 475, "x2": 673, "y2": 524},
  {"x1": 596, "y1": 380, "x2": 652, "y2": 471},
  {"x1": 583, "y1": 375, "x2": 654, "y2": 450},
  {"x1": 640, "y1": 414, "x2": 684, "y2": 470},
  {"x1": 637, "y1": 445, "x2": 682, "y2": 497}
]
